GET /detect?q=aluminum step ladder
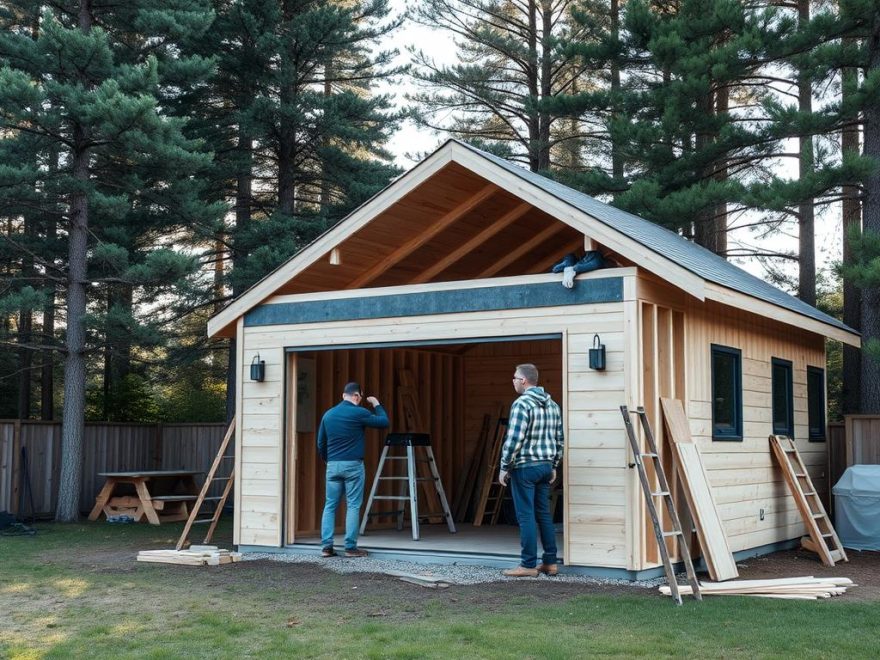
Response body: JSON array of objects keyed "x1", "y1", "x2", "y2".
[
  {"x1": 176, "y1": 420, "x2": 236, "y2": 551},
  {"x1": 769, "y1": 434, "x2": 848, "y2": 566},
  {"x1": 360, "y1": 432, "x2": 456, "y2": 541},
  {"x1": 621, "y1": 405, "x2": 701, "y2": 605}
]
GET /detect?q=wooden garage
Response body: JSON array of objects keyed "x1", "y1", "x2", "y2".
[{"x1": 207, "y1": 140, "x2": 860, "y2": 578}]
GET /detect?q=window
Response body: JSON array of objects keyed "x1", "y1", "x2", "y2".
[
  {"x1": 771, "y1": 358, "x2": 794, "y2": 437},
  {"x1": 807, "y1": 366, "x2": 826, "y2": 441},
  {"x1": 712, "y1": 345, "x2": 742, "y2": 440}
]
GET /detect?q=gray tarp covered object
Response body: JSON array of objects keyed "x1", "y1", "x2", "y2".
[{"x1": 832, "y1": 465, "x2": 880, "y2": 551}]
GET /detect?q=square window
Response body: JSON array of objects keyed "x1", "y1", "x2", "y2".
[
  {"x1": 771, "y1": 358, "x2": 794, "y2": 437},
  {"x1": 712, "y1": 345, "x2": 742, "y2": 440},
  {"x1": 807, "y1": 366, "x2": 826, "y2": 441}
]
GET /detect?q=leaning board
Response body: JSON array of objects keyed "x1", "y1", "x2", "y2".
[{"x1": 660, "y1": 398, "x2": 739, "y2": 581}]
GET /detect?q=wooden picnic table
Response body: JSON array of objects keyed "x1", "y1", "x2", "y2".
[{"x1": 87, "y1": 470, "x2": 202, "y2": 525}]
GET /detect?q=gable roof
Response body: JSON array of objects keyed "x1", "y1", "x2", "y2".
[
  {"x1": 208, "y1": 139, "x2": 858, "y2": 346},
  {"x1": 453, "y1": 141, "x2": 853, "y2": 336}
]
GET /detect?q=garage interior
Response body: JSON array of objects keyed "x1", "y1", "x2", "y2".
[{"x1": 289, "y1": 335, "x2": 564, "y2": 560}]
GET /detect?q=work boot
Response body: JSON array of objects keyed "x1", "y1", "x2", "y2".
[
  {"x1": 344, "y1": 548, "x2": 369, "y2": 558},
  {"x1": 321, "y1": 546, "x2": 337, "y2": 558},
  {"x1": 502, "y1": 565, "x2": 539, "y2": 577},
  {"x1": 537, "y1": 563, "x2": 558, "y2": 576}
]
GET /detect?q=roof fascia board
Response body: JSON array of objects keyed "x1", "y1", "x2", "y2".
[
  {"x1": 207, "y1": 147, "x2": 456, "y2": 338},
  {"x1": 705, "y1": 282, "x2": 861, "y2": 347},
  {"x1": 264, "y1": 267, "x2": 638, "y2": 305},
  {"x1": 446, "y1": 142, "x2": 707, "y2": 302}
]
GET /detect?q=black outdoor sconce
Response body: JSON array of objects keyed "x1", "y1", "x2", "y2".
[
  {"x1": 589, "y1": 334, "x2": 606, "y2": 371},
  {"x1": 250, "y1": 353, "x2": 266, "y2": 382}
]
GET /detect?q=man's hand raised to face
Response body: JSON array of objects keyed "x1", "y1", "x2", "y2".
[{"x1": 365, "y1": 396, "x2": 380, "y2": 407}]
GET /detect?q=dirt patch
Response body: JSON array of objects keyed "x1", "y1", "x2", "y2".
[
  {"x1": 733, "y1": 547, "x2": 880, "y2": 602},
  {"x1": 57, "y1": 528, "x2": 880, "y2": 612}
]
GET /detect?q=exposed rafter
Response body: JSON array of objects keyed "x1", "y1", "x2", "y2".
[
  {"x1": 347, "y1": 183, "x2": 499, "y2": 289},
  {"x1": 410, "y1": 202, "x2": 532, "y2": 284},
  {"x1": 530, "y1": 236, "x2": 585, "y2": 274},
  {"x1": 476, "y1": 222, "x2": 567, "y2": 279}
]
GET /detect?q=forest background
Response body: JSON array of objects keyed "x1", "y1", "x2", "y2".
[{"x1": 1, "y1": 1, "x2": 879, "y2": 520}]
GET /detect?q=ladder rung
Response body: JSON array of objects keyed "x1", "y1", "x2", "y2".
[
  {"x1": 795, "y1": 473, "x2": 807, "y2": 477},
  {"x1": 662, "y1": 530, "x2": 681, "y2": 537},
  {"x1": 379, "y1": 476, "x2": 410, "y2": 480},
  {"x1": 651, "y1": 491, "x2": 670, "y2": 497},
  {"x1": 803, "y1": 491, "x2": 816, "y2": 496},
  {"x1": 822, "y1": 532, "x2": 835, "y2": 538},
  {"x1": 372, "y1": 496, "x2": 410, "y2": 501},
  {"x1": 642, "y1": 452, "x2": 658, "y2": 458},
  {"x1": 384, "y1": 457, "x2": 409, "y2": 460},
  {"x1": 212, "y1": 477, "x2": 232, "y2": 482},
  {"x1": 812, "y1": 513, "x2": 827, "y2": 519},
  {"x1": 221, "y1": 455, "x2": 235, "y2": 459},
  {"x1": 191, "y1": 519, "x2": 215, "y2": 524}
]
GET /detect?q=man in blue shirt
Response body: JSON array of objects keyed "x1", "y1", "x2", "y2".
[{"x1": 317, "y1": 382, "x2": 389, "y2": 557}]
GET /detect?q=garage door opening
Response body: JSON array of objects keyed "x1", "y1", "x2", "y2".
[{"x1": 286, "y1": 335, "x2": 565, "y2": 563}]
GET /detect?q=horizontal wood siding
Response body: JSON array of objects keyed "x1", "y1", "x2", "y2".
[
  {"x1": 240, "y1": 297, "x2": 629, "y2": 568},
  {"x1": 638, "y1": 274, "x2": 828, "y2": 555}
]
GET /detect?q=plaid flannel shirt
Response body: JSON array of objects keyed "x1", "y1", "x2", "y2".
[{"x1": 500, "y1": 387, "x2": 564, "y2": 471}]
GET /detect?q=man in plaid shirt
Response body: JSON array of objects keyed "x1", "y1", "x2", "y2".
[{"x1": 498, "y1": 363, "x2": 564, "y2": 577}]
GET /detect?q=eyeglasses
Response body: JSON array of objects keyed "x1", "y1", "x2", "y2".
[{"x1": 512, "y1": 377, "x2": 525, "y2": 382}]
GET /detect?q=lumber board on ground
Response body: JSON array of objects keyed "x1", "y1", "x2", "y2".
[{"x1": 660, "y1": 398, "x2": 738, "y2": 581}]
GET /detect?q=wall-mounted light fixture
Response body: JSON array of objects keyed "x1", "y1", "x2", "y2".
[
  {"x1": 250, "y1": 353, "x2": 266, "y2": 382},
  {"x1": 589, "y1": 334, "x2": 606, "y2": 371}
]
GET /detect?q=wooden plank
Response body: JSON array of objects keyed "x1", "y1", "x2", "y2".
[{"x1": 660, "y1": 397, "x2": 739, "y2": 581}]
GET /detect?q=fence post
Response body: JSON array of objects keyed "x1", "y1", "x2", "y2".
[
  {"x1": 152, "y1": 423, "x2": 163, "y2": 470},
  {"x1": 10, "y1": 420, "x2": 21, "y2": 516}
]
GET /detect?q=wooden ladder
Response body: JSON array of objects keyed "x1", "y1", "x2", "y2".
[
  {"x1": 621, "y1": 406, "x2": 702, "y2": 605},
  {"x1": 472, "y1": 415, "x2": 508, "y2": 527},
  {"x1": 176, "y1": 420, "x2": 236, "y2": 551},
  {"x1": 769, "y1": 435, "x2": 848, "y2": 566}
]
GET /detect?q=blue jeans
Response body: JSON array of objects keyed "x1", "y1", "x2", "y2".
[
  {"x1": 320, "y1": 461, "x2": 366, "y2": 550},
  {"x1": 510, "y1": 462, "x2": 558, "y2": 568}
]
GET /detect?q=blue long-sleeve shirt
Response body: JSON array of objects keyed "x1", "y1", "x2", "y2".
[{"x1": 317, "y1": 400, "x2": 389, "y2": 462}]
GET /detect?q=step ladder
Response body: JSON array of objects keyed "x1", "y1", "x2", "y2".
[
  {"x1": 176, "y1": 420, "x2": 236, "y2": 551},
  {"x1": 769, "y1": 435, "x2": 848, "y2": 566},
  {"x1": 360, "y1": 432, "x2": 456, "y2": 541},
  {"x1": 621, "y1": 405, "x2": 701, "y2": 605}
]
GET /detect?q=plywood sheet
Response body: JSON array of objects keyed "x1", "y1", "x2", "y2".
[{"x1": 661, "y1": 397, "x2": 739, "y2": 581}]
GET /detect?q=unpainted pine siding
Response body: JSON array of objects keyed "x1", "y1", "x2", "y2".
[
  {"x1": 637, "y1": 275, "x2": 828, "y2": 554},
  {"x1": 237, "y1": 292, "x2": 630, "y2": 568}
]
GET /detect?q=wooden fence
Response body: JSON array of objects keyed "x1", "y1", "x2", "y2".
[
  {"x1": 0, "y1": 421, "x2": 227, "y2": 517},
  {"x1": 828, "y1": 415, "x2": 880, "y2": 493}
]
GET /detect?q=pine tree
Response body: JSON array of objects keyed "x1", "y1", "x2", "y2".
[
  {"x1": 409, "y1": 0, "x2": 594, "y2": 171},
  {"x1": 0, "y1": 1, "x2": 218, "y2": 520}
]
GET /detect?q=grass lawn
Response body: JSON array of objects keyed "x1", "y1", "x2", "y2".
[{"x1": 1, "y1": 521, "x2": 878, "y2": 659}]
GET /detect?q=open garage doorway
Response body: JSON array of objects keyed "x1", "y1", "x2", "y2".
[{"x1": 284, "y1": 334, "x2": 565, "y2": 564}]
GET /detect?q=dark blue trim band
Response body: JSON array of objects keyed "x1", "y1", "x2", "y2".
[{"x1": 244, "y1": 277, "x2": 623, "y2": 328}]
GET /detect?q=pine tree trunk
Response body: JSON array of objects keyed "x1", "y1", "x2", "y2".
[
  {"x1": 694, "y1": 89, "x2": 718, "y2": 252},
  {"x1": 41, "y1": 146, "x2": 58, "y2": 421},
  {"x1": 18, "y1": 217, "x2": 33, "y2": 418},
  {"x1": 860, "y1": 14, "x2": 880, "y2": 414},
  {"x1": 714, "y1": 85, "x2": 729, "y2": 256},
  {"x1": 537, "y1": 0, "x2": 552, "y2": 171},
  {"x1": 527, "y1": 0, "x2": 540, "y2": 171},
  {"x1": 841, "y1": 45, "x2": 862, "y2": 415},
  {"x1": 610, "y1": 0, "x2": 623, "y2": 193},
  {"x1": 56, "y1": 2, "x2": 92, "y2": 522},
  {"x1": 278, "y1": 0, "x2": 297, "y2": 214},
  {"x1": 797, "y1": 0, "x2": 816, "y2": 306}
]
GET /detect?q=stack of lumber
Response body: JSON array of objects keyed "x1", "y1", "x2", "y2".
[
  {"x1": 137, "y1": 545, "x2": 243, "y2": 566},
  {"x1": 660, "y1": 576, "x2": 854, "y2": 600}
]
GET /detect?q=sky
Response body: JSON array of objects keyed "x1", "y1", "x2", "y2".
[{"x1": 377, "y1": 2, "x2": 844, "y2": 289}]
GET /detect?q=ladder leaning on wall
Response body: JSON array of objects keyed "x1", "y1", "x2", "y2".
[{"x1": 176, "y1": 419, "x2": 236, "y2": 551}]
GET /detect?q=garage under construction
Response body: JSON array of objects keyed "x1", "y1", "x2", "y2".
[{"x1": 207, "y1": 139, "x2": 859, "y2": 578}]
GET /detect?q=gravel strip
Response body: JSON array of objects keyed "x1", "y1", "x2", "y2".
[{"x1": 244, "y1": 551, "x2": 666, "y2": 588}]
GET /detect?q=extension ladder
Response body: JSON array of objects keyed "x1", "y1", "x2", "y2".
[
  {"x1": 360, "y1": 433, "x2": 456, "y2": 541},
  {"x1": 769, "y1": 435, "x2": 847, "y2": 566},
  {"x1": 176, "y1": 420, "x2": 236, "y2": 551},
  {"x1": 621, "y1": 405, "x2": 702, "y2": 605}
]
